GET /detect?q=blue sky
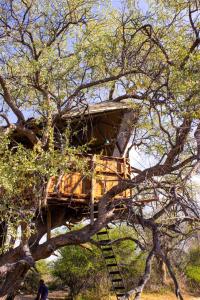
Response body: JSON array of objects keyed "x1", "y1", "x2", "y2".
[{"x1": 111, "y1": 0, "x2": 149, "y2": 12}]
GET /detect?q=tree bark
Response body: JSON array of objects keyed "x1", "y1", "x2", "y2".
[
  {"x1": 157, "y1": 258, "x2": 168, "y2": 285},
  {"x1": 134, "y1": 249, "x2": 154, "y2": 300},
  {"x1": 0, "y1": 262, "x2": 29, "y2": 299}
]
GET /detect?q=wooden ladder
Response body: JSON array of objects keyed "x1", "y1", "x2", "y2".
[{"x1": 96, "y1": 226, "x2": 129, "y2": 300}]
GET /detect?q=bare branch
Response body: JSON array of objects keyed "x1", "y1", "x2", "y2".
[{"x1": 0, "y1": 75, "x2": 25, "y2": 123}]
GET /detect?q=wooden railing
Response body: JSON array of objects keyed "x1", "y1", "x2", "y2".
[{"x1": 48, "y1": 155, "x2": 131, "y2": 203}]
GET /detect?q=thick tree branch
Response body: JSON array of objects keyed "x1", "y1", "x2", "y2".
[
  {"x1": 0, "y1": 75, "x2": 25, "y2": 123},
  {"x1": 194, "y1": 122, "x2": 200, "y2": 160},
  {"x1": 121, "y1": 247, "x2": 155, "y2": 300},
  {"x1": 60, "y1": 69, "x2": 140, "y2": 111},
  {"x1": 91, "y1": 236, "x2": 145, "y2": 251},
  {"x1": 180, "y1": 37, "x2": 200, "y2": 69}
]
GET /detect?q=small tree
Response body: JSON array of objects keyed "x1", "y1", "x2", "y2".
[
  {"x1": 185, "y1": 247, "x2": 200, "y2": 293},
  {"x1": 22, "y1": 260, "x2": 50, "y2": 294},
  {"x1": 51, "y1": 245, "x2": 108, "y2": 299}
]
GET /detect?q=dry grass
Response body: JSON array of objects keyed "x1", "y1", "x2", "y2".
[
  {"x1": 141, "y1": 292, "x2": 200, "y2": 300},
  {"x1": 16, "y1": 291, "x2": 200, "y2": 300},
  {"x1": 101, "y1": 293, "x2": 200, "y2": 300}
]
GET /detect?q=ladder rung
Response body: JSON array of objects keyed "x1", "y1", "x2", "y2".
[
  {"x1": 97, "y1": 231, "x2": 108, "y2": 235},
  {"x1": 102, "y1": 247, "x2": 113, "y2": 251},
  {"x1": 99, "y1": 239, "x2": 111, "y2": 245},
  {"x1": 104, "y1": 255, "x2": 115, "y2": 259},
  {"x1": 112, "y1": 278, "x2": 123, "y2": 283},
  {"x1": 98, "y1": 228, "x2": 127, "y2": 300},
  {"x1": 107, "y1": 263, "x2": 118, "y2": 267},
  {"x1": 109, "y1": 270, "x2": 120, "y2": 275}
]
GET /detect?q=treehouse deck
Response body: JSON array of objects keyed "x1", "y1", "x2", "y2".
[{"x1": 47, "y1": 155, "x2": 131, "y2": 206}]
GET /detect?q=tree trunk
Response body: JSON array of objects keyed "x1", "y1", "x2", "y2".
[
  {"x1": 157, "y1": 257, "x2": 168, "y2": 285},
  {"x1": 0, "y1": 263, "x2": 29, "y2": 299},
  {"x1": 133, "y1": 248, "x2": 154, "y2": 300},
  {"x1": 6, "y1": 293, "x2": 15, "y2": 300},
  {"x1": 161, "y1": 261, "x2": 167, "y2": 285},
  {"x1": 0, "y1": 222, "x2": 7, "y2": 249},
  {"x1": 0, "y1": 293, "x2": 15, "y2": 300}
]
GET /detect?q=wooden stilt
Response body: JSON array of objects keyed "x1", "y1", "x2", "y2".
[
  {"x1": 90, "y1": 155, "x2": 96, "y2": 225},
  {"x1": 123, "y1": 157, "x2": 127, "y2": 198},
  {"x1": 47, "y1": 207, "x2": 51, "y2": 240}
]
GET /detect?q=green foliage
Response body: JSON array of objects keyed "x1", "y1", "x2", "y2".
[
  {"x1": 185, "y1": 247, "x2": 200, "y2": 290},
  {"x1": 0, "y1": 131, "x2": 89, "y2": 253},
  {"x1": 36, "y1": 260, "x2": 51, "y2": 279},
  {"x1": 187, "y1": 247, "x2": 200, "y2": 267},
  {"x1": 50, "y1": 225, "x2": 147, "y2": 298},
  {"x1": 186, "y1": 265, "x2": 200, "y2": 283},
  {"x1": 22, "y1": 270, "x2": 40, "y2": 294},
  {"x1": 108, "y1": 225, "x2": 146, "y2": 288},
  {"x1": 22, "y1": 260, "x2": 50, "y2": 293},
  {"x1": 51, "y1": 244, "x2": 108, "y2": 299}
]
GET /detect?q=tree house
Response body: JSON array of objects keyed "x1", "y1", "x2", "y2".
[
  {"x1": 47, "y1": 101, "x2": 136, "y2": 207},
  {"x1": 45, "y1": 101, "x2": 137, "y2": 236}
]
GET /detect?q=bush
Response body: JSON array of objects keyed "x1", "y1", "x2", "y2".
[
  {"x1": 50, "y1": 244, "x2": 109, "y2": 299},
  {"x1": 186, "y1": 265, "x2": 200, "y2": 283},
  {"x1": 22, "y1": 260, "x2": 50, "y2": 294},
  {"x1": 108, "y1": 225, "x2": 147, "y2": 289},
  {"x1": 185, "y1": 247, "x2": 200, "y2": 293},
  {"x1": 50, "y1": 225, "x2": 146, "y2": 298}
]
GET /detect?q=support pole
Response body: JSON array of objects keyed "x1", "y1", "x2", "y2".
[
  {"x1": 90, "y1": 155, "x2": 96, "y2": 225},
  {"x1": 47, "y1": 207, "x2": 51, "y2": 240},
  {"x1": 123, "y1": 157, "x2": 127, "y2": 198}
]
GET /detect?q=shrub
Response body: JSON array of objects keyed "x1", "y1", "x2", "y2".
[{"x1": 185, "y1": 247, "x2": 200, "y2": 292}]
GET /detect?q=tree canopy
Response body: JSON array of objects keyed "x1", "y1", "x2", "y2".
[{"x1": 0, "y1": 0, "x2": 200, "y2": 299}]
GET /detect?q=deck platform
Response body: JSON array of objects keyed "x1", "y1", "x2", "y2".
[{"x1": 47, "y1": 155, "x2": 131, "y2": 206}]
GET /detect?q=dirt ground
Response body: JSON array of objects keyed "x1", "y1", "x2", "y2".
[
  {"x1": 16, "y1": 291, "x2": 200, "y2": 300},
  {"x1": 15, "y1": 290, "x2": 68, "y2": 300},
  {"x1": 141, "y1": 292, "x2": 200, "y2": 300}
]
